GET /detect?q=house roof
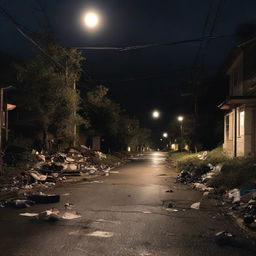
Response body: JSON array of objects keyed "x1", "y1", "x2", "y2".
[
  {"x1": 225, "y1": 37, "x2": 256, "y2": 73},
  {"x1": 218, "y1": 96, "x2": 256, "y2": 110}
]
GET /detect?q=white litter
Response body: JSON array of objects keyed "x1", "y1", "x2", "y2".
[
  {"x1": 190, "y1": 202, "x2": 200, "y2": 210},
  {"x1": 109, "y1": 171, "x2": 119, "y2": 174},
  {"x1": 19, "y1": 213, "x2": 39, "y2": 217},
  {"x1": 166, "y1": 208, "x2": 178, "y2": 212},
  {"x1": 62, "y1": 212, "x2": 81, "y2": 220},
  {"x1": 86, "y1": 231, "x2": 114, "y2": 238},
  {"x1": 228, "y1": 188, "x2": 241, "y2": 203}
]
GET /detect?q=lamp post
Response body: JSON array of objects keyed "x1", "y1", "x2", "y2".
[{"x1": 177, "y1": 116, "x2": 184, "y2": 136}]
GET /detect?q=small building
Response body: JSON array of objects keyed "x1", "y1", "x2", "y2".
[{"x1": 219, "y1": 38, "x2": 256, "y2": 157}]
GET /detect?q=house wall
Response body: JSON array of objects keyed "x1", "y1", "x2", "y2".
[
  {"x1": 224, "y1": 106, "x2": 256, "y2": 157},
  {"x1": 244, "y1": 106, "x2": 254, "y2": 156},
  {"x1": 223, "y1": 111, "x2": 233, "y2": 155}
]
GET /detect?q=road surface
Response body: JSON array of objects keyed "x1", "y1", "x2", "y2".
[{"x1": 0, "y1": 152, "x2": 255, "y2": 256}]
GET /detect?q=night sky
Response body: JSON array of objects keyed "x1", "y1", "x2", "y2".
[{"x1": 1, "y1": 0, "x2": 256, "y2": 140}]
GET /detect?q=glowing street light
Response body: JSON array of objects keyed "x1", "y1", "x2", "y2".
[
  {"x1": 84, "y1": 12, "x2": 99, "y2": 28},
  {"x1": 152, "y1": 110, "x2": 160, "y2": 119},
  {"x1": 163, "y1": 132, "x2": 168, "y2": 138},
  {"x1": 177, "y1": 115, "x2": 184, "y2": 135},
  {"x1": 177, "y1": 116, "x2": 184, "y2": 122}
]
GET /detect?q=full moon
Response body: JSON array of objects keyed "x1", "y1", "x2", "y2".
[{"x1": 84, "y1": 12, "x2": 99, "y2": 28}]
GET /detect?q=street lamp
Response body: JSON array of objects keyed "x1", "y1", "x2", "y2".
[
  {"x1": 163, "y1": 132, "x2": 168, "y2": 138},
  {"x1": 152, "y1": 110, "x2": 160, "y2": 119},
  {"x1": 177, "y1": 115, "x2": 184, "y2": 135}
]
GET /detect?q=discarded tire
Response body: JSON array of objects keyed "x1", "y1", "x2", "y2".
[{"x1": 27, "y1": 194, "x2": 60, "y2": 204}]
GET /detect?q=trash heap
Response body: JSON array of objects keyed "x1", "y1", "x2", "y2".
[
  {"x1": 225, "y1": 184, "x2": 256, "y2": 231},
  {"x1": 176, "y1": 161, "x2": 222, "y2": 192},
  {"x1": 0, "y1": 145, "x2": 110, "y2": 193},
  {"x1": 175, "y1": 153, "x2": 256, "y2": 232}
]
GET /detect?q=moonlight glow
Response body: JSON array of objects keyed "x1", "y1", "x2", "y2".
[{"x1": 84, "y1": 12, "x2": 99, "y2": 28}]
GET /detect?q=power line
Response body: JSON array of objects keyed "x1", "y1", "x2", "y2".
[
  {"x1": 75, "y1": 35, "x2": 231, "y2": 52},
  {"x1": 0, "y1": 5, "x2": 65, "y2": 71}
]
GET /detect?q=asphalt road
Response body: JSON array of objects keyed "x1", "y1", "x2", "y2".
[{"x1": 0, "y1": 152, "x2": 255, "y2": 256}]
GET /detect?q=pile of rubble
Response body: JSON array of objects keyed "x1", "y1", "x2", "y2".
[
  {"x1": 176, "y1": 154, "x2": 256, "y2": 232},
  {"x1": 0, "y1": 145, "x2": 111, "y2": 193}
]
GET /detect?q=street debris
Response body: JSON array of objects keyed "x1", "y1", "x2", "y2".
[
  {"x1": 190, "y1": 202, "x2": 200, "y2": 210},
  {"x1": 64, "y1": 202, "x2": 74, "y2": 210},
  {"x1": 176, "y1": 160, "x2": 256, "y2": 233},
  {"x1": 166, "y1": 208, "x2": 178, "y2": 212},
  {"x1": 165, "y1": 189, "x2": 173, "y2": 193},
  {"x1": 86, "y1": 231, "x2": 114, "y2": 238},
  {"x1": 0, "y1": 145, "x2": 116, "y2": 199},
  {"x1": 142, "y1": 211, "x2": 152, "y2": 214},
  {"x1": 20, "y1": 208, "x2": 81, "y2": 221},
  {"x1": 198, "y1": 151, "x2": 208, "y2": 160},
  {"x1": 27, "y1": 192, "x2": 60, "y2": 204},
  {"x1": 5, "y1": 199, "x2": 35, "y2": 209},
  {"x1": 214, "y1": 231, "x2": 233, "y2": 246}
]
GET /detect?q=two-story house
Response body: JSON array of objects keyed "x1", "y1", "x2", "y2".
[{"x1": 219, "y1": 38, "x2": 256, "y2": 157}]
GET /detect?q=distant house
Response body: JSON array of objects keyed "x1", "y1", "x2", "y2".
[{"x1": 219, "y1": 38, "x2": 256, "y2": 157}]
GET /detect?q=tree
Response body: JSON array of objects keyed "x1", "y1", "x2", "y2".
[{"x1": 14, "y1": 42, "x2": 87, "y2": 151}]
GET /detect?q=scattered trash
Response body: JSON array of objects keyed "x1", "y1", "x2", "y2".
[
  {"x1": 38, "y1": 208, "x2": 61, "y2": 221},
  {"x1": 142, "y1": 211, "x2": 152, "y2": 214},
  {"x1": 198, "y1": 151, "x2": 208, "y2": 160},
  {"x1": 190, "y1": 202, "x2": 200, "y2": 210},
  {"x1": 109, "y1": 171, "x2": 119, "y2": 174},
  {"x1": 86, "y1": 231, "x2": 114, "y2": 238},
  {"x1": 64, "y1": 203, "x2": 74, "y2": 210},
  {"x1": 20, "y1": 208, "x2": 82, "y2": 221},
  {"x1": 228, "y1": 189, "x2": 241, "y2": 203},
  {"x1": 19, "y1": 212, "x2": 39, "y2": 217},
  {"x1": 214, "y1": 231, "x2": 233, "y2": 246},
  {"x1": 5, "y1": 199, "x2": 35, "y2": 209},
  {"x1": 62, "y1": 211, "x2": 81, "y2": 220},
  {"x1": 0, "y1": 144, "x2": 114, "y2": 194},
  {"x1": 30, "y1": 171, "x2": 47, "y2": 181},
  {"x1": 166, "y1": 208, "x2": 178, "y2": 212}
]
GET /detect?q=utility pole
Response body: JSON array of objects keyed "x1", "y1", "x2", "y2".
[
  {"x1": 0, "y1": 86, "x2": 13, "y2": 173},
  {"x1": 73, "y1": 79, "x2": 77, "y2": 147}
]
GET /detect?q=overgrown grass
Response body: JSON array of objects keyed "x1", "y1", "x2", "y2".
[
  {"x1": 207, "y1": 157, "x2": 256, "y2": 189},
  {"x1": 168, "y1": 146, "x2": 230, "y2": 171}
]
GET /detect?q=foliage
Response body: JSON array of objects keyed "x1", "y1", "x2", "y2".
[
  {"x1": 14, "y1": 42, "x2": 87, "y2": 150},
  {"x1": 83, "y1": 85, "x2": 122, "y2": 137},
  {"x1": 81, "y1": 85, "x2": 152, "y2": 151}
]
